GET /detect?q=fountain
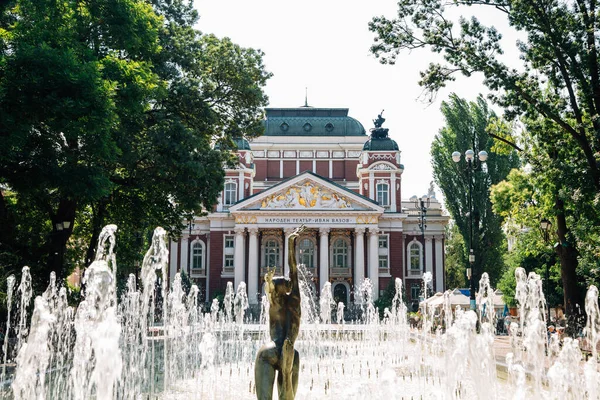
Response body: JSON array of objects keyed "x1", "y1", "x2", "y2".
[{"x1": 1, "y1": 225, "x2": 600, "y2": 399}]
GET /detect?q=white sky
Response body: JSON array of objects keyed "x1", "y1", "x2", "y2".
[{"x1": 194, "y1": 0, "x2": 521, "y2": 204}]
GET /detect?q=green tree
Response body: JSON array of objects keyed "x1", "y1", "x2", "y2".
[
  {"x1": 369, "y1": 0, "x2": 600, "y2": 191},
  {"x1": 431, "y1": 94, "x2": 519, "y2": 287},
  {"x1": 369, "y1": 1, "x2": 599, "y2": 312},
  {"x1": 0, "y1": 0, "x2": 270, "y2": 286},
  {"x1": 444, "y1": 223, "x2": 468, "y2": 290}
]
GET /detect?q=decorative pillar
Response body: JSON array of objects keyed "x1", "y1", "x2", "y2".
[
  {"x1": 248, "y1": 228, "x2": 259, "y2": 304},
  {"x1": 354, "y1": 228, "x2": 365, "y2": 286},
  {"x1": 238, "y1": 170, "x2": 244, "y2": 201},
  {"x1": 390, "y1": 173, "x2": 397, "y2": 212},
  {"x1": 234, "y1": 227, "x2": 246, "y2": 289},
  {"x1": 319, "y1": 228, "x2": 330, "y2": 291},
  {"x1": 284, "y1": 228, "x2": 294, "y2": 277},
  {"x1": 425, "y1": 237, "x2": 433, "y2": 275},
  {"x1": 435, "y1": 236, "x2": 444, "y2": 292},
  {"x1": 368, "y1": 228, "x2": 379, "y2": 299}
]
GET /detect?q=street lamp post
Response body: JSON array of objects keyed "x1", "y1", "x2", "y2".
[
  {"x1": 540, "y1": 218, "x2": 553, "y2": 324},
  {"x1": 413, "y1": 194, "x2": 431, "y2": 275},
  {"x1": 452, "y1": 149, "x2": 488, "y2": 311}
]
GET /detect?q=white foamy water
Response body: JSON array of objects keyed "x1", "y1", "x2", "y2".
[{"x1": 3, "y1": 226, "x2": 600, "y2": 399}]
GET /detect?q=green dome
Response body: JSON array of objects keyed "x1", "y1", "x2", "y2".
[
  {"x1": 362, "y1": 128, "x2": 399, "y2": 151},
  {"x1": 214, "y1": 137, "x2": 251, "y2": 151},
  {"x1": 263, "y1": 108, "x2": 366, "y2": 136}
]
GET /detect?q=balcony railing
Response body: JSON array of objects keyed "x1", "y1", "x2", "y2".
[
  {"x1": 190, "y1": 268, "x2": 206, "y2": 277},
  {"x1": 408, "y1": 269, "x2": 422, "y2": 277}
]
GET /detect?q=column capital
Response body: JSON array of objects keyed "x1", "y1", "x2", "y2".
[
  {"x1": 284, "y1": 227, "x2": 295, "y2": 235},
  {"x1": 355, "y1": 227, "x2": 366, "y2": 235},
  {"x1": 234, "y1": 227, "x2": 246, "y2": 235},
  {"x1": 248, "y1": 227, "x2": 259, "y2": 236},
  {"x1": 425, "y1": 236, "x2": 433, "y2": 243},
  {"x1": 368, "y1": 228, "x2": 380, "y2": 237},
  {"x1": 319, "y1": 227, "x2": 330, "y2": 236}
]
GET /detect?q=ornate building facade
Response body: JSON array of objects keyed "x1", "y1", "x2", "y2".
[{"x1": 168, "y1": 107, "x2": 449, "y2": 309}]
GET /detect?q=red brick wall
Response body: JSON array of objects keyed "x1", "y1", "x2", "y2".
[
  {"x1": 209, "y1": 231, "x2": 224, "y2": 298},
  {"x1": 332, "y1": 161, "x2": 344, "y2": 179},
  {"x1": 283, "y1": 161, "x2": 295, "y2": 178},
  {"x1": 390, "y1": 231, "x2": 403, "y2": 279},
  {"x1": 299, "y1": 160, "x2": 312, "y2": 173},
  {"x1": 254, "y1": 160, "x2": 266, "y2": 181},
  {"x1": 345, "y1": 160, "x2": 358, "y2": 181},
  {"x1": 316, "y1": 161, "x2": 328, "y2": 177},
  {"x1": 267, "y1": 160, "x2": 279, "y2": 179}
]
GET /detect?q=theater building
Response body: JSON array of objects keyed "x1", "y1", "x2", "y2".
[{"x1": 168, "y1": 106, "x2": 449, "y2": 309}]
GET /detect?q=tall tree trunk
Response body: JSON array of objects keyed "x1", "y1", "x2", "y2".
[{"x1": 554, "y1": 197, "x2": 582, "y2": 315}]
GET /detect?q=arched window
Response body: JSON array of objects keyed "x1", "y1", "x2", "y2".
[
  {"x1": 297, "y1": 237, "x2": 315, "y2": 269},
  {"x1": 192, "y1": 241, "x2": 205, "y2": 271},
  {"x1": 224, "y1": 181, "x2": 237, "y2": 208},
  {"x1": 408, "y1": 241, "x2": 422, "y2": 275},
  {"x1": 376, "y1": 182, "x2": 389, "y2": 206},
  {"x1": 263, "y1": 238, "x2": 281, "y2": 268},
  {"x1": 332, "y1": 238, "x2": 349, "y2": 268}
]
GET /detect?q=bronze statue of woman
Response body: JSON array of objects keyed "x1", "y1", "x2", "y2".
[{"x1": 255, "y1": 225, "x2": 306, "y2": 400}]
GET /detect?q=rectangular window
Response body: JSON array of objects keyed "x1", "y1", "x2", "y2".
[
  {"x1": 378, "y1": 255, "x2": 388, "y2": 272},
  {"x1": 411, "y1": 284, "x2": 420, "y2": 301},
  {"x1": 225, "y1": 236, "x2": 235, "y2": 250},
  {"x1": 223, "y1": 182, "x2": 237, "y2": 209},
  {"x1": 223, "y1": 254, "x2": 234, "y2": 274},
  {"x1": 223, "y1": 235, "x2": 235, "y2": 274},
  {"x1": 378, "y1": 235, "x2": 388, "y2": 248},
  {"x1": 410, "y1": 247, "x2": 420, "y2": 269},
  {"x1": 376, "y1": 183, "x2": 389, "y2": 207}
]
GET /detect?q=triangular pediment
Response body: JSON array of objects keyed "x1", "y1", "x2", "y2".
[{"x1": 229, "y1": 172, "x2": 383, "y2": 213}]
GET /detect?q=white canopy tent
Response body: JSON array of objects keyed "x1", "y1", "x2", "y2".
[{"x1": 419, "y1": 289, "x2": 506, "y2": 312}]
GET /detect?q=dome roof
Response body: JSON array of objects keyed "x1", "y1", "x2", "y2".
[
  {"x1": 213, "y1": 137, "x2": 251, "y2": 151},
  {"x1": 362, "y1": 128, "x2": 399, "y2": 151},
  {"x1": 263, "y1": 108, "x2": 366, "y2": 136}
]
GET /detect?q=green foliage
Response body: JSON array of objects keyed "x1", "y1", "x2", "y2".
[
  {"x1": 0, "y1": 0, "x2": 270, "y2": 284},
  {"x1": 370, "y1": 1, "x2": 600, "y2": 310},
  {"x1": 497, "y1": 229, "x2": 562, "y2": 308},
  {"x1": 374, "y1": 279, "x2": 399, "y2": 319},
  {"x1": 430, "y1": 94, "x2": 519, "y2": 286},
  {"x1": 444, "y1": 223, "x2": 467, "y2": 290}
]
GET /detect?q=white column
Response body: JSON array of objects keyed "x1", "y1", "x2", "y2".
[
  {"x1": 319, "y1": 228, "x2": 330, "y2": 291},
  {"x1": 369, "y1": 172, "x2": 374, "y2": 199},
  {"x1": 279, "y1": 158, "x2": 283, "y2": 178},
  {"x1": 435, "y1": 236, "x2": 444, "y2": 292},
  {"x1": 248, "y1": 228, "x2": 259, "y2": 304},
  {"x1": 425, "y1": 237, "x2": 433, "y2": 275},
  {"x1": 329, "y1": 159, "x2": 333, "y2": 178},
  {"x1": 296, "y1": 159, "x2": 300, "y2": 175},
  {"x1": 368, "y1": 229, "x2": 379, "y2": 300},
  {"x1": 390, "y1": 173, "x2": 397, "y2": 212},
  {"x1": 181, "y1": 236, "x2": 189, "y2": 275},
  {"x1": 312, "y1": 159, "x2": 316, "y2": 173},
  {"x1": 284, "y1": 228, "x2": 294, "y2": 277},
  {"x1": 354, "y1": 228, "x2": 365, "y2": 286},
  {"x1": 238, "y1": 171, "x2": 244, "y2": 201},
  {"x1": 234, "y1": 227, "x2": 246, "y2": 289}
]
